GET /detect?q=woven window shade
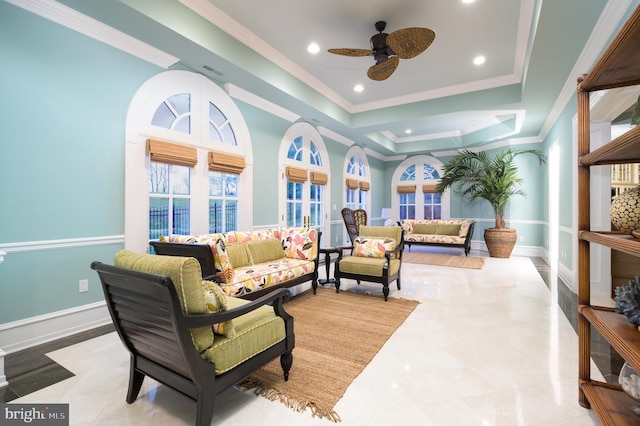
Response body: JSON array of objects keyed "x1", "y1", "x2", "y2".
[
  {"x1": 346, "y1": 178, "x2": 359, "y2": 189},
  {"x1": 146, "y1": 139, "x2": 197, "y2": 167},
  {"x1": 359, "y1": 181, "x2": 370, "y2": 191},
  {"x1": 208, "y1": 151, "x2": 246, "y2": 174},
  {"x1": 286, "y1": 167, "x2": 308, "y2": 183},
  {"x1": 397, "y1": 185, "x2": 417, "y2": 194},
  {"x1": 310, "y1": 172, "x2": 328, "y2": 185},
  {"x1": 422, "y1": 184, "x2": 438, "y2": 193}
]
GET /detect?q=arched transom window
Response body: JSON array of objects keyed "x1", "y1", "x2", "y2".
[
  {"x1": 279, "y1": 123, "x2": 330, "y2": 240},
  {"x1": 125, "y1": 70, "x2": 252, "y2": 252},
  {"x1": 343, "y1": 146, "x2": 371, "y2": 214},
  {"x1": 392, "y1": 155, "x2": 449, "y2": 221}
]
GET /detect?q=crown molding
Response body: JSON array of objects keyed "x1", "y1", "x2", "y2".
[
  {"x1": 7, "y1": 0, "x2": 178, "y2": 69},
  {"x1": 225, "y1": 83, "x2": 300, "y2": 122}
]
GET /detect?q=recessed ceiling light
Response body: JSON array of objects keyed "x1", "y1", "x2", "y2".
[
  {"x1": 473, "y1": 55, "x2": 486, "y2": 65},
  {"x1": 354, "y1": 84, "x2": 364, "y2": 92},
  {"x1": 307, "y1": 43, "x2": 320, "y2": 54},
  {"x1": 462, "y1": 0, "x2": 476, "y2": 4},
  {"x1": 405, "y1": 129, "x2": 412, "y2": 134}
]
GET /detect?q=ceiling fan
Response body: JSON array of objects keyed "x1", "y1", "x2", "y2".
[{"x1": 328, "y1": 21, "x2": 435, "y2": 81}]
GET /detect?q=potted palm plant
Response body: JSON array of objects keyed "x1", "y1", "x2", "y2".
[{"x1": 436, "y1": 148, "x2": 547, "y2": 258}]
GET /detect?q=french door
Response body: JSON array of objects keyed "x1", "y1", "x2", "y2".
[{"x1": 286, "y1": 181, "x2": 325, "y2": 232}]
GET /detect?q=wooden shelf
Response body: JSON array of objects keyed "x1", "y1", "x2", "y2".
[
  {"x1": 580, "y1": 306, "x2": 640, "y2": 371},
  {"x1": 579, "y1": 6, "x2": 640, "y2": 92},
  {"x1": 579, "y1": 125, "x2": 640, "y2": 166},
  {"x1": 581, "y1": 381, "x2": 640, "y2": 425},
  {"x1": 576, "y1": 4, "x2": 640, "y2": 423},
  {"x1": 579, "y1": 231, "x2": 640, "y2": 257}
]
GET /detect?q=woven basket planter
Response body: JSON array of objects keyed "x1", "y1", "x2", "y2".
[
  {"x1": 484, "y1": 228, "x2": 517, "y2": 258},
  {"x1": 610, "y1": 187, "x2": 640, "y2": 234}
]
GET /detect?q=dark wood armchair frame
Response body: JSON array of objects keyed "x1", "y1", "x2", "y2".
[
  {"x1": 341, "y1": 208, "x2": 367, "y2": 243},
  {"x1": 333, "y1": 228, "x2": 404, "y2": 301},
  {"x1": 91, "y1": 261, "x2": 294, "y2": 426},
  {"x1": 150, "y1": 230, "x2": 321, "y2": 300}
]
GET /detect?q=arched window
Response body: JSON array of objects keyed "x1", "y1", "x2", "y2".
[
  {"x1": 279, "y1": 123, "x2": 330, "y2": 241},
  {"x1": 125, "y1": 70, "x2": 252, "y2": 252},
  {"x1": 392, "y1": 155, "x2": 450, "y2": 220},
  {"x1": 343, "y1": 146, "x2": 371, "y2": 214}
]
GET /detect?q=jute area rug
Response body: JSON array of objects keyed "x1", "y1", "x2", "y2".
[
  {"x1": 403, "y1": 252, "x2": 485, "y2": 269},
  {"x1": 239, "y1": 287, "x2": 419, "y2": 422}
]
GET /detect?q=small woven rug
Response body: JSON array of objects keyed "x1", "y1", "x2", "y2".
[
  {"x1": 238, "y1": 287, "x2": 418, "y2": 422},
  {"x1": 403, "y1": 252, "x2": 485, "y2": 269}
]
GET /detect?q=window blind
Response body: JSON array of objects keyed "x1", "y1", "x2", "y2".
[
  {"x1": 146, "y1": 139, "x2": 197, "y2": 167},
  {"x1": 286, "y1": 167, "x2": 308, "y2": 183},
  {"x1": 208, "y1": 151, "x2": 246, "y2": 174}
]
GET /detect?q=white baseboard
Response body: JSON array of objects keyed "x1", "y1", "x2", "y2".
[
  {"x1": 0, "y1": 348, "x2": 7, "y2": 387},
  {"x1": 0, "y1": 301, "x2": 111, "y2": 355},
  {"x1": 471, "y1": 240, "x2": 543, "y2": 258},
  {"x1": 0, "y1": 301, "x2": 111, "y2": 388}
]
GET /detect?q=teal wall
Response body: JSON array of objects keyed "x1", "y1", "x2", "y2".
[
  {"x1": 433, "y1": 143, "x2": 548, "y2": 247},
  {"x1": 0, "y1": 3, "x2": 159, "y2": 323}
]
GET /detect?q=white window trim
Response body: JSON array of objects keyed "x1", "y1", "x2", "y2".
[
  {"x1": 125, "y1": 70, "x2": 253, "y2": 252},
  {"x1": 278, "y1": 122, "x2": 331, "y2": 242},
  {"x1": 391, "y1": 155, "x2": 450, "y2": 220},
  {"x1": 342, "y1": 146, "x2": 371, "y2": 216}
]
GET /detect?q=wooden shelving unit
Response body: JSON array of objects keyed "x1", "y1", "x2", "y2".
[{"x1": 577, "y1": 5, "x2": 640, "y2": 425}]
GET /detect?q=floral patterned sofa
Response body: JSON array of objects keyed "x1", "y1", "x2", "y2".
[
  {"x1": 150, "y1": 227, "x2": 320, "y2": 299},
  {"x1": 401, "y1": 219, "x2": 475, "y2": 256}
]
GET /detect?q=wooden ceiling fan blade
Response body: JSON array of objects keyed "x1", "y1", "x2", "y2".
[
  {"x1": 387, "y1": 27, "x2": 435, "y2": 59},
  {"x1": 367, "y1": 56, "x2": 399, "y2": 81},
  {"x1": 328, "y1": 48, "x2": 373, "y2": 57}
]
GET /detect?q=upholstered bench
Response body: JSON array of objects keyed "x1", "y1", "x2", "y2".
[
  {"x1": 151, "y1": 227, "x2": 320, "y2": 299},
  {"x1": 402, "y1": 219, "x2": 475, "y2": 256}
]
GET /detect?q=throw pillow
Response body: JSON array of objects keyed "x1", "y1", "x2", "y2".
[
  {"x1": 214, "y1": 239, "x2": 235, "y2": 284},
  {"x1": 226, "y1": 243, "x2": 250, "y2": 268},
  {"x1": 279, "y1": 227, "x2": 318, "y2": 260},
  {"x1": 413, "y1": 223, "x2": 437, "y2": 234},
  {"x1": 353, "y1": 237, "x2": 396, "y2": 258},
  {"x1": 436, "y1": 223, "x2": 462, "y2": 236},
  {"x1": 246, "y1": 238, "x2": 285, "y2": 264},
  {"x1": 202, "y1": 280, "x2": 236, "y2": 339}
]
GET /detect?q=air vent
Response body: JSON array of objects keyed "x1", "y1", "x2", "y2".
[{"x1": 202, "y1": 65, "x2": 223, "y2": 76}]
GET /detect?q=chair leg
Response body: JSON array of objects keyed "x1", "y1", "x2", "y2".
[
  {"x1": 396, "y1": 277, "x2": 401, "y2": 290},
  {"x1": 335, "y1": 278, "x2": 341, "y2": 293},
  {"x1": 194, "y1": 381, "x2": 216, "y2": 426},
  {"x1": 382, "y1": 284, "x2": 389, "y2": 301},
  {"x1": 126, "y1": 360, "x2": 145, "y2": 403},
  {"x1": 280, "y1": 352, "x2": 293, "y2": 381}
]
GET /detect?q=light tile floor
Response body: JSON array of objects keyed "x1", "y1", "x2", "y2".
[{"x1": 9, "y1": 251, "x2": 602, "y2": 425}]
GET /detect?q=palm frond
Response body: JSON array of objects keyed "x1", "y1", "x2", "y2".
[{"x1": 436, "y1": 147, "x2": 547, "y2": 227}]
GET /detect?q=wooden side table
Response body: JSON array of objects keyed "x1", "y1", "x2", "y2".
[{"x1": 317, "y1": 247, "x2": 340, "y2": 287}]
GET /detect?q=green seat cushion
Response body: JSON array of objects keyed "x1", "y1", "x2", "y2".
[
  {"x1": 246, "y1": 238, "x2": 285, "y2": 264},
  {"x1": 114, "y1": 250, "x2": 214, "y2": 353},
  {"x1": 202, "y1": 296, "x2": 285, "y2": 375},
  {"x1": 436, "y1": 223, "x2": 461, "y2": 235},
  {"x1": 338, "y1": 256, "x2": 401, "y2": 277}
]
